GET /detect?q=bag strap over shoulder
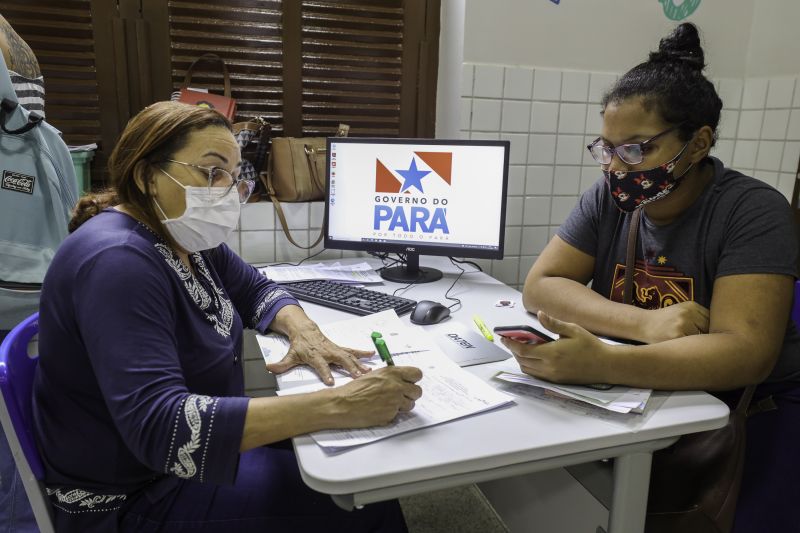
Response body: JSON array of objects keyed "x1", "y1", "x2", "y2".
[
  {"x1": 623, "y1": 208, "x2": 642, "y2": 305},
  {"x1": 181, "y1": 53, "x2": 232, "y2": 97}
]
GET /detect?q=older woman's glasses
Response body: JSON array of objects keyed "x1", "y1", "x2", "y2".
[
  {"x1": 165, "y1": 159, "x2": 254, "y2": 203},
  {"x1": 587, "y1": 124, "x2": 683, "y2": 165}
]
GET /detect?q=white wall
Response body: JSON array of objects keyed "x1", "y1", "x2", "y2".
[
  {"x1": 746, "y1": 0, "x2": 800, "y2": 77},
  {"x1": 464, "y1": 0, "x2": 756, "y2": 78}
]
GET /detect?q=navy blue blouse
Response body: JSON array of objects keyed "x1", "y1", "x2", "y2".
[{"x1": 33, "y1": 209, "x2": 298, "y2": 528}]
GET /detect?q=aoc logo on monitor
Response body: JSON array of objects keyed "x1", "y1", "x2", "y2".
[{"x1": 373, "y1": 152, "x2": 452, "y2": 234}]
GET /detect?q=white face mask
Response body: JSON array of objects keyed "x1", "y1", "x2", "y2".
[{"x1": 154, "y1": 169, "x2": 241, "y2": 252}]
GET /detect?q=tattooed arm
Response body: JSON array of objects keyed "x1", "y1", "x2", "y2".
[{"x1": 0, "y1": 14, "x2": 41, "y2": 78}]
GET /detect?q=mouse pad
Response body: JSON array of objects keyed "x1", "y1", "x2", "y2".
[{"x1": 431, "y1": 321, "x2": 512, "y2": 367}]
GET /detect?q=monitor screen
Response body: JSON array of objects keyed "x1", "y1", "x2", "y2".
[{"x1": 324, "y1": 138, "x2": 510, "y2": 283}]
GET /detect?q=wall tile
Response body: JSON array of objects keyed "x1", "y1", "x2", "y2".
[
  {"x1": 733, "y1": 140, "x2": 759, "y2": 169},
  {"x1": 505, "y1": 196, "x2": 524, "y2": 226},
  {"x1": 776, "y1": 173, "x2": 796, "y2": 201},
  {"x1": 506, "y1": 165, "x2": 526, "y2": 196},
  {"x1": 460, "y1": 98, "x2": 472, "y2": 131},
  {"x1": 461, "y1": 64, "x2": 474, "y2": 96},
  {"x1": 588, "y1": 73, "x2": 616, "y2": 104},
  {"x1": 240, "y1": 202, "x2": 275, "y2": 231},
  {"x1": 525, "y1": 165, "x2": 554, "y2": 195},
  {"x1": 582, "y1": 135, "x2": 597, "y2": 165},
  {"x1": 742, "y1": 78, "x2": 768, "y2": 109},
  {"x1": 276, "y1": 231, "x2": 314, "y2": 262},
  {"x1": 794, "y1": 78, "x2": 800, "y2": 107},
  {"x1": 736, "y1": 110, "x2": 763, "y2": 139},
  {"x1": 788, "y1": 109, "x2": 800, "y2": 141},
  {"x1": 581, "y1": 166, "x2": 601, "y2": 193},
  {"x1": 553, "y1": 165, "x2": 581, "y2": 195},
  {"x1": 523, "y1": 196, "x2": 551, "y2": 226},
  {"x1": 718, "y1": 109, "x2": 739, "y2": 140},
  {"x1": 240, "y1": 230, "x2": 276, "y2": 264},
  {"x1": 561, "y1": 71, "x2": 589, "y2": 102},
  {"x1": 711, "y1": 139, "x2": 735, "y2": 165},
  {"x1": 550, "y1": 196, "x2": 576, "y2": 225},
  {"x1": 501, "y1": 133, "x2": 529, "y2": 165},
  {"x1": 585, "y1": 105, "x2": 603, "y2": 135},
  {"x1": 503, "y1": 67, "x2": 534, "y2": 100},
  {"x1": 492, "y1": 257, "x2": 520, "y2": 286},
  {"x1": 556, "y1": 135, "x2": 585, "y2": 165},
  {"x1": 532, "y1": 69, "x2": 561, "y2": 101},
  {"x1": 782, "y1": 142, "x2": 800, "y2": 173},
  {"x1": 471, "y1": 131, "x2": 500, "y2": 141},
  {"x1": 459, "y1": 130, "x2": 470, "y2": 140},
  {"x1": 279, "y1": 202, "x2": 310, "y2": 230},
  {"x1": 754, "y1": 171, "x2": 778, "y2": 188},
  {"x1": 501, "y1": 100, "x2": 531, "y2": 132},
  {"x1": 309, "y1": 201, "x2": 325, "y2": 229},
  {"x1": 717, "y1": 78, "x2": 743, "y2": 109},
  {"x1": 528, "y1": 134, "x2": 557, "y2": 164},
  {"x1": 766, "y1": 78, "x2": 795, "y2": 108},
  {"x1": 471, "y1": 98, "x2": 502, "y2": 131},
  {"x1": 558, "y1": 103, "x2": 587, "y2": 134},
  {"x1": 473, "y1": 64, "x2": 504, "y2": 98},
  {"x1": 225, "y1": 231, "x2": 241, "y2": 256},
  {"x1": 548, "y1": 226, "x2": 560, "y2": 240},
  {"x1": 521, "y1": 226, "x2": 550, "y2": 255},
  {"x1": 755, "y1": 141, "x2": 784, "y2": 172},
  {"x1": 761, "y1": 110, "x2": 789, "y2": 140},
  {"x1": 530, "y1": 101, "x2": 559, "y2": 133},
  {"x1": 504, "y1": 226, "x2": 522, "y2": 256}
]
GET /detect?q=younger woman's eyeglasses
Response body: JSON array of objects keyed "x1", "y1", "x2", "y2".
[
  {"x1": 165, "y1": 159, "x2": 254, "y2": 204},
  {"x1": 586, "y1": 123, "x2": 684, "y2": 166}
]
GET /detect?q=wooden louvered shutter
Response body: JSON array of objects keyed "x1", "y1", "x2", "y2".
[
  {"x1": 1, "y1": 0, "x2": 114, "y2": 183},
  {"x1": 144, "y1": 0, "x2": 438, "y2": 137}
]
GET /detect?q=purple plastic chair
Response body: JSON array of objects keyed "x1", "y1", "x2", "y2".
[
  {"x1": 793, "y1": 281, "x2": 800, "y2": 330},
  {"x1": 0, "y1": 312, "x2": 55, "y2": 532}
]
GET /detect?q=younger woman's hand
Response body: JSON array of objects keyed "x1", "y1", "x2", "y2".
[{"x1": 501, "y1": 311, "x2": 610, "y2": 385}]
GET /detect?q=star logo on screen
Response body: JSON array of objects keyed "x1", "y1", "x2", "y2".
[{"x1": 375, "y1": 151, "x2": 452, "y2": 194}]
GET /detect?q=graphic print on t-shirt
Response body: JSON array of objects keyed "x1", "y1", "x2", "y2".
[{"x1": 610, "y1": 259, "x2": 694, "y2": 308}]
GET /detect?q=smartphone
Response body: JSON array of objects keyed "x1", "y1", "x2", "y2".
[{"x1": 493, "y1": 325, "x2": 555, "y2": 345}]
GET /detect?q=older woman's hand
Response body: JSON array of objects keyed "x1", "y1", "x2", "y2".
[{"x1": 265, "y1": 324, "x2": 375, "y2": 385}]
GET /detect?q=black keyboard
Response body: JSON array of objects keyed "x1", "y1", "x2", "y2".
[{"x1": 281, "y1": 280, "x2": 417, "y2": 316}]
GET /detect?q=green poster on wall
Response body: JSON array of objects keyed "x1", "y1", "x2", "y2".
[{"x1": 659, "y1": 0, "x2": 701, "y2": 20}]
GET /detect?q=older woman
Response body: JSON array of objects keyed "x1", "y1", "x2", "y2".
[{"x1": 33, "y1": 101, "x2": 422, "y2": 532}]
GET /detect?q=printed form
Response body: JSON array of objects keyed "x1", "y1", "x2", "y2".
[{"x1": 255, "y1": 310, "x2": 514, "y2": 453}]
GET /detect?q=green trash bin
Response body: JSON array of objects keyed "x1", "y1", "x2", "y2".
[{"x1": 69, "y1": 149, "x2": 95, "y2": 194}]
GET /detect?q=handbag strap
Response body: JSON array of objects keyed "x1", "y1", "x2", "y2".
[
  {"x1": 303, "y1": 144, "x2": 326, "y2": 193},
  {"x1": 623, "y1": 207, "x2": 757, "y2": 415},
  {"x1": 181, "y1": 53, "x2": 232, "y2": 97},
  {"x1": 623, "y1": 208, "x2": 642, "y2": 305},
  {"x1": 265, "y1": 167, "x2": 324, "y2": 250},
  {"x1": 252, "y1": 118, "x2": 272, "y2": 174}
]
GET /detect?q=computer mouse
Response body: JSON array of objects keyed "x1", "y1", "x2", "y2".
[{"x1": 410, "y1": 300, "x2": 451, "y2": 325}]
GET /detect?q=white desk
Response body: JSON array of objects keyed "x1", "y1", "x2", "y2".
[{"x1": 275, "y1": 257, "x2": 729, "y2": 533}]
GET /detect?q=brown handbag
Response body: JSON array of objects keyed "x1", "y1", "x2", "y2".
[
  {"x1": 623, "y1": 209, "x2": 754, "y2": 533},
  {"x1": 263, "y1": 124, "x2": 349, "y2": 249},
  {"x1": 176, "y1": 54, "x2": 237, "y2": 120}
]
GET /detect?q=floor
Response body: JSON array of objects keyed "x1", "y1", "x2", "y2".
[{"x1": 400, "y1": 485, "x2": 509, "y2": 533}]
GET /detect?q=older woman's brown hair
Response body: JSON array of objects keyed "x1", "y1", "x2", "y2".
[{"x1": 69, "y1": 101, "x2": 231, "y2": 248}]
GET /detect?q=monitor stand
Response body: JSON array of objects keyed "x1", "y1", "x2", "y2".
[{"x1": 380, "y1": 252, "x2": 442, "y2": 284}]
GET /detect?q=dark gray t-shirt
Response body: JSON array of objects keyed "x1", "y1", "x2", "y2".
[{"x1": 558, "y1": 157, "x2": 800, "y2": 383}]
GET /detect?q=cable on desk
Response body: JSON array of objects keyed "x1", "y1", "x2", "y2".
[{"x1": 260, "y1": 247, "x2": 326, "y2": 269}]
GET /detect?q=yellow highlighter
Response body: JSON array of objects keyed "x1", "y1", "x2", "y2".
[{"x1": 472, "y1": 314, "x2": 494, "y2": 341}]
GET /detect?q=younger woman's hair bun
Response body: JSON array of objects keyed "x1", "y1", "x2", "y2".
[{"x1": 648, "y1": 22, "x2": 705, "y2": 72}]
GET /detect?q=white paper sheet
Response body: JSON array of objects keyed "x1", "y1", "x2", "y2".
[{"x1": 259, "y1": 261, "x2": 383, "y2": 284}]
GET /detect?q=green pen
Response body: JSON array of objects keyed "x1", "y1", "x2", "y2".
[{"x1": 374, "y1": 338, "x2": 395, "y2": 366}]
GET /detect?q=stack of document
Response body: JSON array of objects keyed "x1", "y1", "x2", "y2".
[
  {"x1": 256, "y1": 310, "x2": 514, "y2": 453},
  {"x1": 493, "y1": 370, "x2": 652, "y2": 414},
  {"x1": 259, "y1": 261, "x2": 383, "y2": 284}
]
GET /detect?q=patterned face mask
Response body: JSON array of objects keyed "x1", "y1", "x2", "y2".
[{"x1": 602, "y1": 143, "x2": 693, "y2": 212}]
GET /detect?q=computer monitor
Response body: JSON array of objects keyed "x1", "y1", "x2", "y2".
[{"x1": 324, "y1": 138, "x2": 510, "y2": 284}]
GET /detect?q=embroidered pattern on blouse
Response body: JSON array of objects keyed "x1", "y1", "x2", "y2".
[
  {"x1": 46, "y1": 487, "x2": 127, "y2": 514},
  {"x1": 251, "y1": 288, "x2": 293, "y2": 329},
  {"x1": 169, "y1": 394, "x2": 216, "y2": 480},
  {"x1": 153, "y1": 243, "x2": 233, "y2": 338}
]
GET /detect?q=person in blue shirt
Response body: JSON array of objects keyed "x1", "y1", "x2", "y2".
[
  {"x1": 32, "y1": 100, "x2": 423, "y2": 532},
  {"x1": 505, "y1": 23, "x2": 799, "y2": 533}
]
